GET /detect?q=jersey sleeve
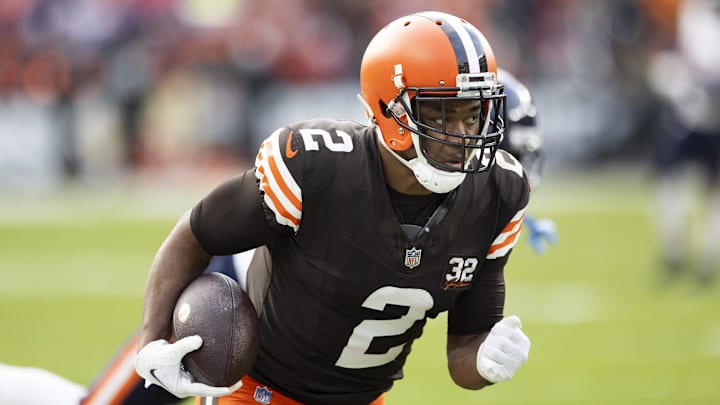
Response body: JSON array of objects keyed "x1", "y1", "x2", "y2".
[
  {"x1": 191, "y1": 123, "x2": 309, "y2": 253},
  {"x1": 447, "y1": 257, "x2": 507, "y2": 335},
  {"x1": 486, "y1": 150, "x2": 530, "y2": 260},
  {"x1": 447, "y1": 150, "x2": 531, "y2": 335},
  {"x1": 254, "y1": 126, "x2": 304, "y2": 233},
  {"x1": 190, "y1": 169, "x2": 285, "y2": 255},
  {"x1": 254, "y1": 119, "x2": 357, "y2": 234}
]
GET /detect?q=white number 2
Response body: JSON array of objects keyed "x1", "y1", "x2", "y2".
[
  {"x1": 298, "y1": 128, "x2": 353, "y2": 152},
  {"x1": 335, "y1": 286, "x2": 433, "y2": 369}
]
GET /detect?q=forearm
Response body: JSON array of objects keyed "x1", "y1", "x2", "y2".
[
  {"x1": 446, "y1": 333, "x2": 492, "y2": 390},
  {"x1": 138, "y1": 210, "x2": 212, "y2": 349}
]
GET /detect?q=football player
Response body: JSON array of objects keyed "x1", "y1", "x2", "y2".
[
  {"x1": 77, "y1": 70, "x2": 552, "y2": 405},
  {"x1": 650, "y1": 0, "x2": 720, "y2": 283},
  {"x1": 135, "y1": 11, "x2": 531, "y2": 405},
  {"x1": 0, "y1": 13, "x2": 549, "y2": 404},
  {"x1": 79, "y1": 67, "x2": 556, "y2": 405}
]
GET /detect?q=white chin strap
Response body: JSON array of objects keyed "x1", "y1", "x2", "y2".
[
  {"x1": 376, "y1": 129, "x2": 466, "y2": 194},
  {"x1": 406, "y1": 157, "x2": 466, "y2": 193}
]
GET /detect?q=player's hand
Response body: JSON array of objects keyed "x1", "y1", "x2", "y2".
[
  {"x1": 135, "y1": 336, "x2": 243, "y2": 398},
  {"x1": 476, "y1": 315, "x2": 530, "y2": 383},
  {"x1": 524, "y1": 215, "x2": 558, "y2": 254}
]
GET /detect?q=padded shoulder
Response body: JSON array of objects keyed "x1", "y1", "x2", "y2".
[
  {"x1": 254, "y1": 119, "x2": 375, "y2": 232},
  {"x1": 492, "y1": 149, "x2": 530, "y2": 210}
]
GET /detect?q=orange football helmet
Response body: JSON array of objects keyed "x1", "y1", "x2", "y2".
[{"x1": 360, "y1": 11, "x2": 505, "y2": 193}]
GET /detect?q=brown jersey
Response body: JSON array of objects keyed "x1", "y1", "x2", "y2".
[{"x1": 190, "y1": 118, "x2": 529, "y2": 405}]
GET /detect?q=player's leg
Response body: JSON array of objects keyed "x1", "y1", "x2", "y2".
[
  {"x1": 653, "y1": 108, "x2": 695, "y2": 278},
  {"x1": 0, "y1": 362, "x2": 87, "y2": 405},
  {"x1": 655, "y1": 164, "x2": 695, "y2": 276},
  {"x1": 81, "y1": 332, "x2": 182, "y2": 405}
]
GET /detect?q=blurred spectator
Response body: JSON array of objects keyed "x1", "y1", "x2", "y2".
[
  {"x1": 0, "y1": 0, "x2": 704, "y2": 190},
  {"x1": 648, "y1": 0, "x2": 720, "y2": 283}
]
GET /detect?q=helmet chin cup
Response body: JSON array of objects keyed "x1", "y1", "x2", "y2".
[
  {"x1": 409, "y1": 159, "x2": 466, "y2": 194},
  {"x1": 376, "y1": 129, "x2": 465, "y2": 194}
]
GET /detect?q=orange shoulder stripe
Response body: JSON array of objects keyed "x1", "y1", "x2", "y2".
[
  {"x1": 267, "y1": 154, "x2": 302, "y2": 212},
  {"x1": 487, "y1": 222, "x2": 522, "y2": 254},
  {"x1": 260, "y1": 177, "x2": 300, "y2": 226}
]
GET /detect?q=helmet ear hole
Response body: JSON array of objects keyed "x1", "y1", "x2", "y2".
[{"x1": 380, "y1": 101, "x2": 392, "y2": 119}]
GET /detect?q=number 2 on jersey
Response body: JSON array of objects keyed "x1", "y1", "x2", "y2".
[
  {"x1": 335, "y1": 286, "x2": 433, "y2": 369},
  {"x1": 298, "y1": 128, "x2": 353, "y2": 152}
]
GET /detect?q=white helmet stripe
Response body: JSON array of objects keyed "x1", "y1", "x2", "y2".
[
  {"x1": 416, "y1": 11, "x2": 484, "y2": 73},
  {"x1": 443, "y1": 15, "x2": 480, "y2": 73}
]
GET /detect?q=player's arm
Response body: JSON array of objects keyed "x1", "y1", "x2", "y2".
[
  {"x1": 445, "y1": 258, "x2": 528, "y2": 389},
  {"x1": 139, "y1": 169, "x2": 279, "y2": 347},
  {"x1": 447, "y1": 332, "x2": 491, "y2": 389},
  {"x1": 447, "y1": 163, "x2": 532, "y2": 389},
  {"x1": 446, "y1": 254, "x2": 505, "y2": 390},
  {"x1": 135, "y1": 210, "x2": 233, "y2": 398},
  {"x1": 447, "y1": 316, "x2": 530, "y2": 389},
  {"x1": 135, "y1": 169, "x2": 283, "y2": 397},
  {"x1": 138, "y1": 210, "x2": 210, "y2": 348}
]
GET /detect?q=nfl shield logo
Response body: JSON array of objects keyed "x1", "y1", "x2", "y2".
[
  {"x1": 404, "y1": 247, "x2": 422, "y2": 269},
  {"x1": 253, "y1": 386, "x2": 272, "y2": 404}
]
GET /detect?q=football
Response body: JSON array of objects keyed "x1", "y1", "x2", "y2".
[{"x1": 172, "y1": 272, "x2": 260, "y2": 387}]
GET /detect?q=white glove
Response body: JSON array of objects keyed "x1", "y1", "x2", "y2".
[
  {"x1": 476, "y1": 315, "x2": 531, "y2": 383},
  {"x1": 135, "y1": 335, "x2": 243, "y2": 398}
]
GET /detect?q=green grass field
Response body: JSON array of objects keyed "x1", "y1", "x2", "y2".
[{"x1": 1, "y1": 165, "x2": 719, "y2": 404}]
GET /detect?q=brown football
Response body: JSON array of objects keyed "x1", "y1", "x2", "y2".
[{"x1": 172, "y1": 273, "x2": 259, "y2": 387}]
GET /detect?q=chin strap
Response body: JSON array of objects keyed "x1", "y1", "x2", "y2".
[
  {"x1": 376, "y1": 131, "x2": 465, "y2": 194},
  {"x1": 356, "y1": 94, "x2": 376, "y2": 127},
  {"x1": 407, "y1": 158, "x2": 466, "y2": 194}
]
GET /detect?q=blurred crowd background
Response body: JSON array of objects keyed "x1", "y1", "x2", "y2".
[{"x1": 0, "y1": 0, "x2": 716, "y2": 192}]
